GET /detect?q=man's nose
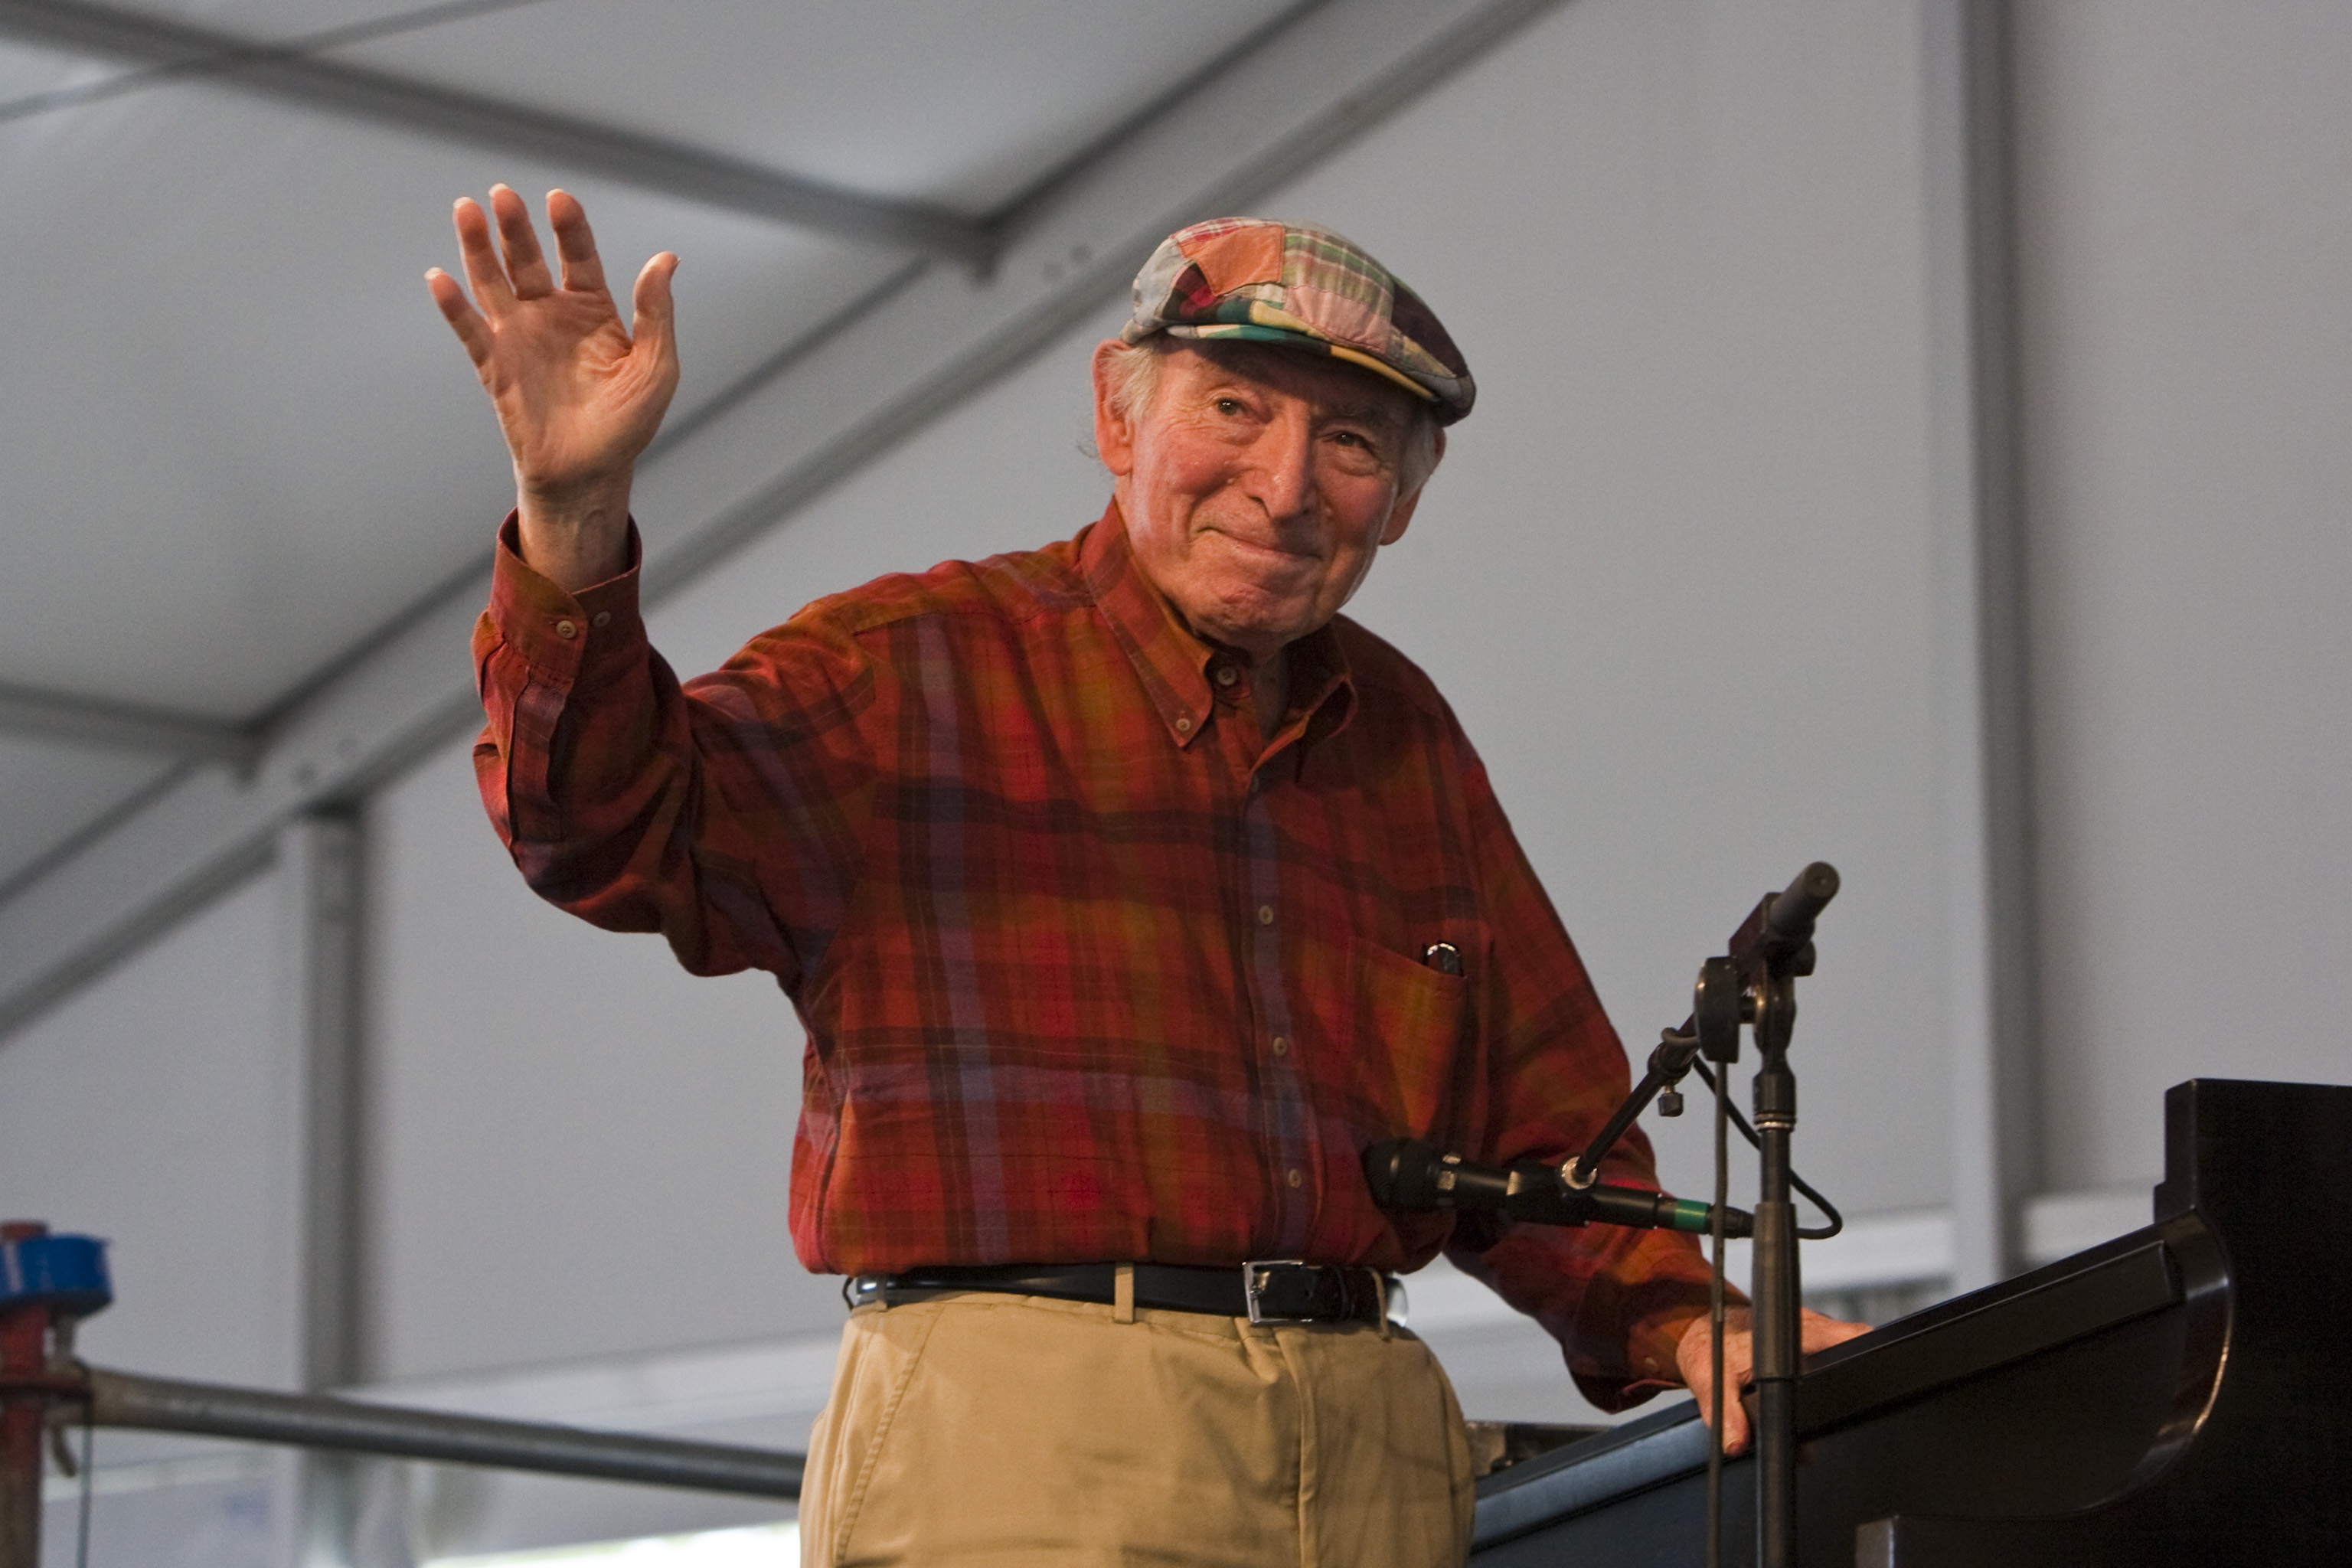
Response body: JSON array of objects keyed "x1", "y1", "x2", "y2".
[{"x1": 1246, "y1": 413, "x2": 1318, "y2": 521}]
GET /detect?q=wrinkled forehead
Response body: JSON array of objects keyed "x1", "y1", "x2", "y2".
[{"x1": 1167, "y1": 338, "x2": 1424, "y2": 429}]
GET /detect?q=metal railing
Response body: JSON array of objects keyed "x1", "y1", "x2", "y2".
[
  {"x1": 82, "y1": 1367, "x2": 804, "y2": 1496},
  {"x1": 4, "y1": 1357, "x2": 803, "y2": 1568}
]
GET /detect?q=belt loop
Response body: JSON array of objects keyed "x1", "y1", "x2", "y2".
[
  {"x1": 1113, "y1": 1263, "x2": 1137, "y2": 1324},
  {"x1": 1375, "y1": 1270, "x2": 1393, "y2": 1341}
]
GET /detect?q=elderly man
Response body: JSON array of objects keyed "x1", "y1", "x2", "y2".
[{"x1": 430, "y1": 188, "x2": 1858, "y2": 1567}]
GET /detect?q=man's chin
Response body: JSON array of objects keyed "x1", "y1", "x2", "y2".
[{"x1": 1188, "y1": 598, "x2": 1320, "y2": 657}]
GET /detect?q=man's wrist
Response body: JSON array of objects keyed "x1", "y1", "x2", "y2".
[{"x1": 516, "y1": 472, "x2": 634, "y2": 591}]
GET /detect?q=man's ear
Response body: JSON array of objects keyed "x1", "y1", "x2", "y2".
[
  {"x1": 1379, "y1": 426, "x2": 1446, "y2": 546},
  {"x1": 1091, "y1": 340, "x2": 1137, "y2": 477}
]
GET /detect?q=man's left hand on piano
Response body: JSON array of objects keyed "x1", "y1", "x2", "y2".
[{"x1": 1677, "y1": 1307, "x2": 1872, "y2": 1454}]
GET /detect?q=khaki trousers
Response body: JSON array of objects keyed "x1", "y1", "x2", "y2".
[{"x1": 798, "y1": 1288, "x2": 1475, "y2": 1567}]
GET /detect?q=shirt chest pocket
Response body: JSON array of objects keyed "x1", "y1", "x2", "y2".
[{"x1": 1341, "y1": 936, "x2": 1474, "y2": 1140}]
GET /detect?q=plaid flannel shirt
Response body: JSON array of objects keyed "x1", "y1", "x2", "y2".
[{"x1": 473, "y1": 501, "x2": 1717, "y2": 1406}]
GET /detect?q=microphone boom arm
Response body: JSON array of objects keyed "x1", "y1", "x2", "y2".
[{"x1": 1564, "y1": 862, "x2": 1840, "y2": 1188}]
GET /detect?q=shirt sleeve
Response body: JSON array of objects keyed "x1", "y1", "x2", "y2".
[
  {"x1": 471, "y1": 514, "x2": 881, "y2": 991},
  {"x1": 1441, "y1": 746, "x2": 1738, "y2": 1412}
]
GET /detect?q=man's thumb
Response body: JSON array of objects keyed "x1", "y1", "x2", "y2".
[{"x1": 632, "y1": 252, "x2": 681, "y2": 363}]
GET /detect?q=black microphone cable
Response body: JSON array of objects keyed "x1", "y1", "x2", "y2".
[{"x1": 1687, "y1": 1058, "x2": 1844, "y2": 1241}]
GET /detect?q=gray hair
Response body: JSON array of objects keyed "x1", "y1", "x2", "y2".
[{"x1": 1102, "y1": 337, "x2": 1441, "y2": 494}]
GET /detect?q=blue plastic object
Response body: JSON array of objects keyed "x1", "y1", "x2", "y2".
[{"x1": 0, "y1": 1233, "x2": 112, "y2": 1319}]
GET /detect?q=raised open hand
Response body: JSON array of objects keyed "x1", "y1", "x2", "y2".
[{"x1": 427, "y1": 185, "x2": 678, "y2": 590}]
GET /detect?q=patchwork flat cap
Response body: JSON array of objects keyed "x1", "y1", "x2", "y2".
[{"x1": 1122, "y1": 217, "x2": 1475, "y2": 424}]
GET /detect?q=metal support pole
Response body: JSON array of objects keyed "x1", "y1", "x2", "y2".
[
  {"x1": 0, "y1": 1223, "x2": 51, "y2": 1568},
  {"x1": 1749, "y1": 982, "x2": 1802, "y2": 1568},
  {"x1": 272, "y1": 812, "x2": 365, "y2": 1567},
  {"x1": 1924, "y1": 0, "x2": 2042, "y2": 1293},
  {"x1": 274, "y1": 812, "x2": 364, "y2": 1400}
]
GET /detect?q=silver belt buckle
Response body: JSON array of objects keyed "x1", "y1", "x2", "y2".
[{"x1": 1242, "y1": 1259, "x2": 1308, "y2": 1325}]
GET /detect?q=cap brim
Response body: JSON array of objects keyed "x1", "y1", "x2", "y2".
[{"x1": 1159, "y1": 322, "x2": 1439, "y2": 406}]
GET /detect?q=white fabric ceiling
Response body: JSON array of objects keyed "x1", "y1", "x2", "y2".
[{"x1": 0, "y1": 0, "x2": 1301, "y2": 890}]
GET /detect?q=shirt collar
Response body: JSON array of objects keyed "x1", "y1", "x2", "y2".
[{"x1": 1080, "y1": 500, "x2": 1356, "y2": 750}]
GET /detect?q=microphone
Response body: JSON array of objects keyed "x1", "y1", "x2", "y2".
[
  {"x1": 1725, "y1": 861, "x2": 1841, "y2": 978},
  {"x1": 1363, "y1": 1139, "x2": 1753, "y2": 1238}
]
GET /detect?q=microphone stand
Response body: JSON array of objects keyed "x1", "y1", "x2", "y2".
[
  {"x1": 1746, "y1": 947, "x2": 1804, "y2": 1568},
  {"x1": 1563, "y1": 861, "x2": 1840, "y2": 1568}
]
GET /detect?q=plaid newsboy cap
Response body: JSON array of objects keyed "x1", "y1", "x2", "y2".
[{"x1": 1121, "y1": 217, "x2": 1476, "y2": 425}]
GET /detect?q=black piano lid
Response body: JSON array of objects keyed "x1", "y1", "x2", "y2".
[
  {"x1": 1469, "y1": 1078, "x2": 2352, "y2": 1564},
  {"x1": 1472, "y1": 1223, "x2": 2184, "y2": 1550}
]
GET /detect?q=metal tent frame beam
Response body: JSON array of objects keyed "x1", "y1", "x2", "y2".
[
  {"x1": 0, "y1": 0, "x2": 991, "y2": 264},
  {"x1": 0, "y1": 680, "x2": 255, "y2": 766}
]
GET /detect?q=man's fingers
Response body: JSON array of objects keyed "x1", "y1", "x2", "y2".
[
  {"x1": 547, "y1": 189, "x2": 611, "y2": 296},
  {"x1": 1797, "y1": 1308, "x2": 1873, "y2": 1354},
  {"x1": 1691, "y1": 1358, "x2": 1750, "y2": 1455},
  {"x1": 1675, "y1": 1311, "x2": 1765, "y2": 1456},
  {"x1": 488, "y1": 183, "x2": 556, "y2": 299},
  {"x1": 1718, "y1": 1393, "x2": 1751, "y2": 1455},
  {"x1": 452, "y1": 197, "x2": 515, "y2": 314},
  {"x1": 1694, "y1": 1338, "x2": 1753, "y2": 1455},
  {"x1": 425, "y1": 268, "x2": 494, "y2": 367},
  {"x1": 1714, "y1": 1338, "x2": 1755, "y2": 1452}
]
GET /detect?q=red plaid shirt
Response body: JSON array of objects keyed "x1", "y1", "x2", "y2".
[{"x1": 474, "y1": 502, "x2": 1714, "y2": 1405}]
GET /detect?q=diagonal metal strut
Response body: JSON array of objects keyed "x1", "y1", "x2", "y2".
[
  {"x1": 0, "y1": 0, "x2": 992, "y2": 264},
  {"x1": 0, "y1": 679, "x2": 256, "y2": 766}
]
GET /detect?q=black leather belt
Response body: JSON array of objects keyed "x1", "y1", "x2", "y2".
[{"x1": 842, "y1": 1260, "x2": 1394, "y2": 1325}]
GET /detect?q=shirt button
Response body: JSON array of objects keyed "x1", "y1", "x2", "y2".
[
  {"x1": 1214, "y1": 664, "x2": 1239, "y2": 688},
  {"x1": 554, "y1": 619, "x2": 577, "y2": 639},
  {"x1": 1256, "y1": 905, "x2": 1274, "y2": 926},
  {"x1": 1286, "y1": 1168, "x2": 1304, "y2": 1189},
  {"x1": 592, "y1": 611, "x2": 612, "y2": 629},
  {"x1": 1271, "y1": 1036, "x2": 1289, "y2": 1057},
  {"x1": 1174, "y1": 715, "x2": 1193, "y2": 733}
]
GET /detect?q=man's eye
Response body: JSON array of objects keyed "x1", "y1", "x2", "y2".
[{"x1": 1214, "y1": 397, "x2": 1245, "y2": 415}]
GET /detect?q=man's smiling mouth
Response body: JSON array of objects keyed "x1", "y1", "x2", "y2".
[{"x1": 1203, "y1": 526, "x2": 1320, "y2": 564}]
